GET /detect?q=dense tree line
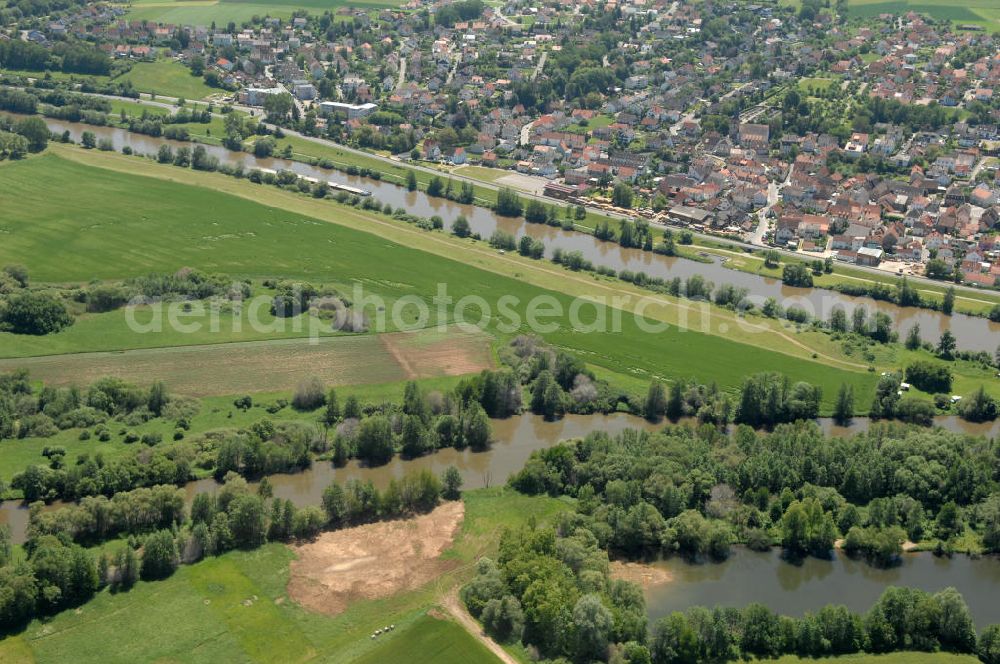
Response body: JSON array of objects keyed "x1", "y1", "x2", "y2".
[
  {"x1": 0, "y1": 39, "x2": 110, "y2": 75},
  {"x1": 433, "y1": 0, "x2": 484, "y2": 27},
  {"x1": 510, "y1": 423, "x2": 1000, "y2": 565},
  {"x1": 650, "y1": 586, "x2": 986, "y2": 663}
]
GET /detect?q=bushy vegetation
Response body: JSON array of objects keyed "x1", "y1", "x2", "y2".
[
  {"x1": 0, "y1": 369, "x2": 176, "y2": 448},
  {"x1": 463, "y1": 519, "x2": 993, "y2": 663},
  {"x1": 0, "y1": 466, "x2": 458, "y2": 629},
  {"x1": 503, "y1": 336, "x2": 638, "y2": 419},
  {"x1": 510, "y1": 423, "x2": 1000, "y2": 565},
  {"x1": 646, "y1": 586, "x2": 983, "y2": 663},
  {"x1": 2, "y1": 369, "x2": 502, "y2": 501},
  {"x1": 461, "y1": 524, "x2": 647, "y2": 660}
]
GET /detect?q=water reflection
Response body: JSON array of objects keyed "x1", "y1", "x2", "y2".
[{"x1": 644, "y1": 548, "x2": 1000, "y2": 627}]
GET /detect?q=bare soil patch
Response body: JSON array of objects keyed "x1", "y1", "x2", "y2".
[
  {"x1": 609, "y1": 560, "x2": 673, "y2": 588},
  {"x1": 287, "y1": 501, "x2": 465, "y2": 616},
  {"x1": 379, "y1": 327, "x2": 495, "y2": 379}
]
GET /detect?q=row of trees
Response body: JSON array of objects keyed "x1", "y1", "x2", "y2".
[
  {"x1": 650, "y1": 586, "x2": 989, "y2": 663},
  {"x1": 645, "y1": 371, "x2": 824, "y2": 430},
  {"x1": 426, "y1": 175, "x2": 475, "y2": 204}
]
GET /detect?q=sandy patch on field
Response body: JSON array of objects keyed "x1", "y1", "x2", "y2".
[
  {"x1": 287, "y1": 501, "x2": 465, "y2": 616},
  {"x1": 379, "y1": 328, "x2": 494, "y2": 380},
  {"x1": 609, "y1": 560, "x2": 672, "y2": 588}
]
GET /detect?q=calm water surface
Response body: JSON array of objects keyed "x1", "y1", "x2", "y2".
[{"x1": 644, "y1": 548, "x2": 1000, "y2": 627}]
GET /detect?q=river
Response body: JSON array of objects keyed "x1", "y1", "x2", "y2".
[
  {"x1": 31, "y1": 117, "x2": 1000, "y2": 352},
  {"x1": 2, "y1": 412, "x2": 996, "y2": 544},
  {"x1": 642, "y1": 547, "x2": 1000, "y2": 628},
  {"x1": 2, "y1": 409, "x2": 998, "y2": 621},
  {"x1": 0, "y1": 412, "x2": 662, "y2": 544}
]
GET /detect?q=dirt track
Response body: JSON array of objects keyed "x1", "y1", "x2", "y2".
[
  {"x1": 287, "y1": 501, "x2": 465, "y2": 616},
  {"x1": 441, "y1": 589, "x2": 519, "y2": 664}
]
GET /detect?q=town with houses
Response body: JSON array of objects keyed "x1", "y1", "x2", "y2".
[{"x1": 4, "y1": 0, "x2": 1000, "y2": 288}]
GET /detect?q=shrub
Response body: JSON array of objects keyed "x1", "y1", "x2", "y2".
[
  {"x1": 1, "y1": 292, "x2": 73, "y2": 335},
  {"x1": 905, "y1": 361, "x2": 952, "y2": 394},
  {"x1": 291, "y1": 377, "x2": 326, "y2": 411}
]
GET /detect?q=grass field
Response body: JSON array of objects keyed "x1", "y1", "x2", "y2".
[
  {"x1": 123, "y1": 0, "x2": 403, "y2": 24},
  {"x1": 0, "y1": 329, "x2": 493, "y2": 397},
  {"x1": 846, "y1": 0, "x2": 1000, "y2": 28},
  {"x1": 0, "y1": 488, "x2": 568, "y2": 664},
  {"x1": 768, "y1": 654, "x2": 980, "y2": 664},
  {"x1": 0, "y1": 150, "x2": 882, "y2": 413},
  {"x1": 352, "y1": 614, "x2": 501, "y2": 664},
  {"x1": 452, "y1": 164, "x2": 513, "y2": 184},
  {"x1": 798, "y1": 77, "x2": 838, "y2": 93},
  {"x1": 114, "y1": 60, "x2": 219, "y2": 101},
  {"x1": 0, "y1": 68, "x2": 111, "y2": 85},
  {"x1": 778, "y1": 0, "x2": 1000, "y2": 28}
]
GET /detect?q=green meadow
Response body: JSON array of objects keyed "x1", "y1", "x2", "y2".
[
  {"x1": 0, "y1": 152, "x2": 880, "y2": 412},
  {"x1": 124, "y1": 0, "x2": 403, "y2": 25},
  {"x1": 846, "y1": 0, "x2": 1000, "y2": 28},
  {"x1": 777, "y1": 0, "x2": 1000, "y2": 28},
  {"x1": 0, "y1": 488, "x2": 566, "y2": 664},
  {"x1": 352, "y1": 614, "x2": 502, "y2": 664},
  {"x1": 115, "y1": 60, "x2": 219, "y2": 101}
]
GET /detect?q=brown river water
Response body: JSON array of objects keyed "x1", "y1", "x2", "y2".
[
  {"x1": 644, "y1": 547, "x2": 1000, "y2": 628},
  {"x1": 1, "y1": 411, "x2": 998, "y2": 620},
  {"x1": 30, "y1": 117, "x2": 1000, "y2": 352}
]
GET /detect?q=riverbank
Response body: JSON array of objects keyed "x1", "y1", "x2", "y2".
[
  {"x1": 15, "y1": 124, "x2": 998, "y2": 356},
  {"x1": 3, "y1": 411, "x2": 997, "y2": 544},
  {"x1": 7, "y1": 83, "x2": 999, "y2": 317}
]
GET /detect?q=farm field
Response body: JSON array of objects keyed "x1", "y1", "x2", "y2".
[
  {"x1": 0, "y1": 149, "x2": 882, "y2": 412},
  {"x1": 0, "y1": 328, "x2": 494, "y2": 397},
  {"x1": 0, "y1": 488, "x2": 567, "y2": 664},
  {"x1": 777, "y1": 0, "x2": 1000, "y2": 28},
  {"x1": 123, "y1": 0, "x2": 404, "y2": 24},
  {"x1": 114, "y1": 60, "x2": 219, "y2": 101},
  {"x1": 846, "y1": 0, "x2": 1000, "y2": 28}
]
